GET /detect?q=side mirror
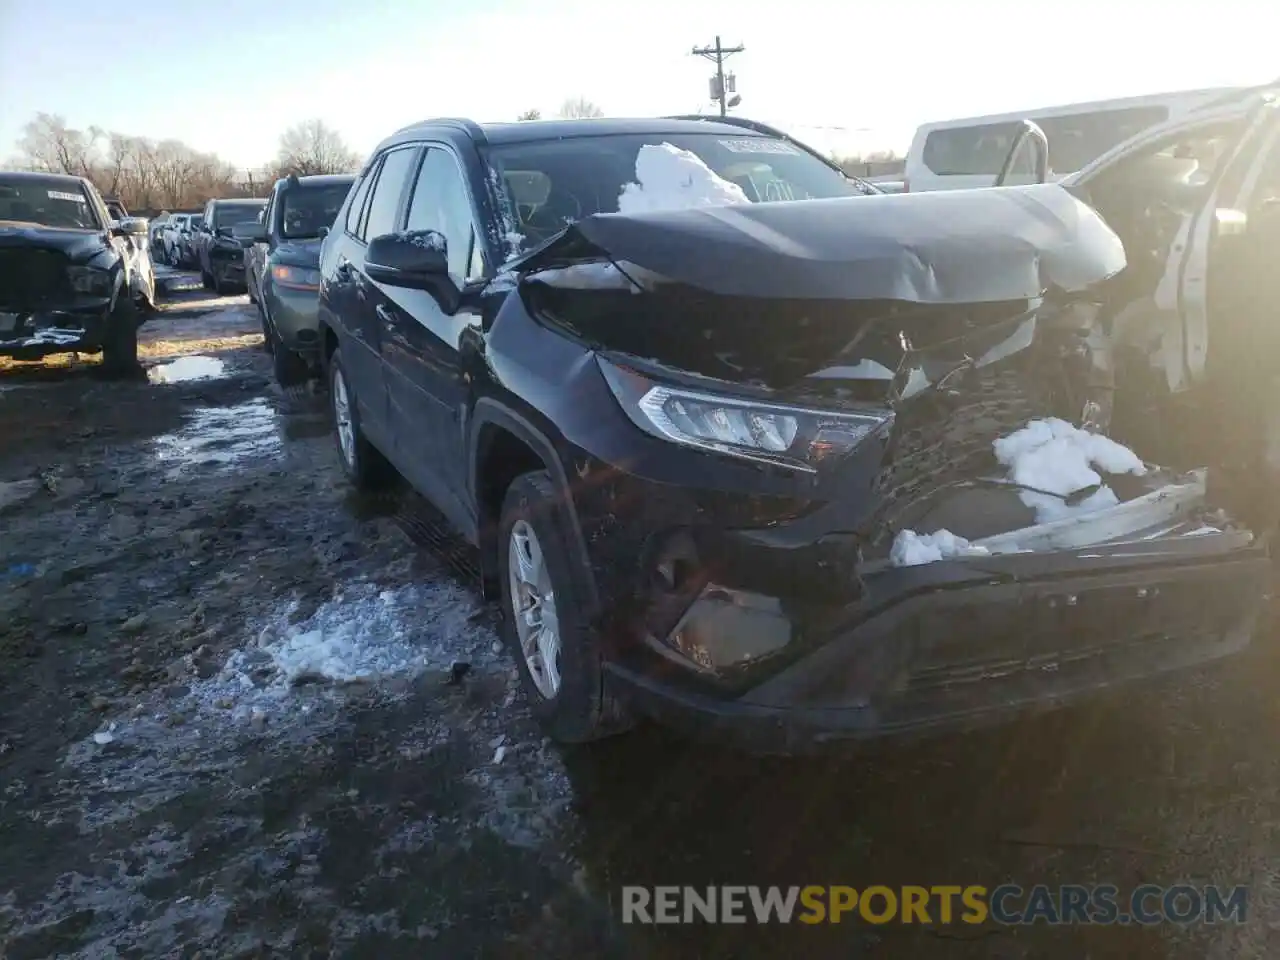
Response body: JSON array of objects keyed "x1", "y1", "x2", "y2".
[
  {"x1": 365, "y1": 230, "x2": 460, "y2": 313},
  {"x1": 233, "y1": 222, "x2": 269, "y2": 244},
  {"x1": 995, "y1": 119, "x2": 1050, "y2": 188},
  {"x1": 112, "y1": 217, "x2": 149, "y2": 237}
]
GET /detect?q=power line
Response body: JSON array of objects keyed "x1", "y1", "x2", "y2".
[{"x1": 691, "y1": 36, "x2": 744, "y2": 118}]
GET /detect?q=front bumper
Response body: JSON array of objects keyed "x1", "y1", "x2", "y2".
[
  {"x1": 265, "y1": 284, "x2": 321, "y2": 356},
  {"x1": 567, "y1": 453, "x2": 1271, "y2": 750},
  {"x1": 0, "y1": 303, "x2": 111, "y2": 358}
]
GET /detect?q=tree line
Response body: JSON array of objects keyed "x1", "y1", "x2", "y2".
[{"x1": 7, "y1": 113, "x2": 363, "y2": 215}]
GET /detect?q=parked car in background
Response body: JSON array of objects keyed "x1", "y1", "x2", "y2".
[
  {"x1": 904, "y1": 86, "x2": 1244, "y2": 192},
  {"x1": 314, "y1": 115, "x2": 1271, "y2": 750},
  {"x1": 0, "y1": 171, "x2": 149, "y2": 374},
  {"x1": 149, "y1": 214, "x2": 169, "y2": 261},
  {"x1": 237, "y1": 173, "x2": 353, "y2": 385},
  {"x1": 101, "y1": 196, "x2": 155, "y2": 310},
  {"x1": 192, "y1": 198, "x2": 266, "y2": 294},
  {"x1": 162, "y1": 213, "x2": 198, "y2": 267}
]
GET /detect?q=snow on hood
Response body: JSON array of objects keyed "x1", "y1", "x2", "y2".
[
  {"x1": 528, "y1": 182, "x2": 1126, "y2": 305},
  {"x1": 617, "y1": 142, "x2": 750, "y2": 214},
  {"x1": 993, "y1": 418, "x2": 1147, "y2": 523}
]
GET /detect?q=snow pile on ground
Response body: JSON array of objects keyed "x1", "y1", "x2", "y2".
[
  {"x1": 617, "y1": 142, "x2": 750, "y2": 214},
  {"x1": 890, "y1": 529, "x2": 991, "y2": 567},
  {"x1": 993, "y1": 417, "x2": 1147, "y2": 523}
]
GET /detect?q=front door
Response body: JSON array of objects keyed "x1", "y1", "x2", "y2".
[{"x1": 377, "y1": 145, "x2": 485, "y2": 538}]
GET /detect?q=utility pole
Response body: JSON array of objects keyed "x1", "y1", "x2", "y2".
[{"x1": 692, "y1": 36, "x2": 744, "y2": 117}]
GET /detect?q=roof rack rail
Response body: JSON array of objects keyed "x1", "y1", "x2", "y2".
[{"x1": 393, "y1": 117, "x2": 487, "y2": 145}]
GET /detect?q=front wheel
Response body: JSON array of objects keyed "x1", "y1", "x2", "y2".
[
  {"x1": 100, "y1": 296, "x2": 141, "y2": 379},
  {"x1": 498, "y1": 470, "x2": 632, "y2": 743},
  {"x1": 328, "y1": 348, "x2": 394, "y2": 491}
]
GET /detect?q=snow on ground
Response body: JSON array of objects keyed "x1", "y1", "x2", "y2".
[
  {"x1": 529, "y1": 261, "x2": 641, "y2": 291},
  {"x1": 617, "y1": 142, "x2": 750, "y2": 214},
  {"x1": 890, "y1": 529, "x2": 991, "y2": 567},
  {"x1": 993, "y1": 417, "x2": 1147, "y2": 522}
]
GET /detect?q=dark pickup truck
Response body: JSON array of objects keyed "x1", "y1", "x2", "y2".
[{"x1": 0, "y1": 170, "x2": 149, "y2": 374}]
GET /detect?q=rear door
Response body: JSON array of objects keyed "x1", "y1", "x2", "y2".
[
  {"x1": 333, "y1": 145, "x2": 421, "y2": 444},
  {"x1": 377, "y1": 144, "x2": 487, "y2": 536}
]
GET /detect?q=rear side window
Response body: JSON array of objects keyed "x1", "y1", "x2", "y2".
[
  {"x1": 362, "y1": 147, "x2": 419, "y2": 240},
  {"x1": 922, "y1": 106, "x2": 1170, "y2": 176},
  {"x1": 344, "y1": 162, "x2": 378, "y2": 239}
]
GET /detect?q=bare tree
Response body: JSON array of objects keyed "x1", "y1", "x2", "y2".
[
  {"x1": 557, "y1": 97, "x2": 604, "y2": 120},
  {"x1": 16, "y1": 113, "x2": 100, "y2": 177},
  {"x1": 275, "y1": 119, "x2": 361, "y2": 177},
  {"x1": 516, "y1": 108, "x2": 542, "y2": 121}
]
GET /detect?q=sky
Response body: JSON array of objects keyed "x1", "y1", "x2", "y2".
[{"x1": 2, "y1": 0, "x2": 1277, "y2": 169}]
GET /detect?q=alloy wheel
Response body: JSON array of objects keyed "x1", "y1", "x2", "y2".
[{"x1": 507, "y1": 519, "x2": 562, "y2": 699}]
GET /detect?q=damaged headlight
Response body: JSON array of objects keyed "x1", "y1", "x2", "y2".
[
  {"x1": 599, "y1": 357, "x2": 892, "y2": 473},
  {"x1": 66, "y1": 265, "x2": 111, "y2": 296}
]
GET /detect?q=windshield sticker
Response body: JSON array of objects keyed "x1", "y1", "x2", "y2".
[
  {"x1": 718, "y1": 138, "x2": 801, "y2": 156},
  {"x1": 47, "y1": 190, "x2": 86, "y2": 203}
]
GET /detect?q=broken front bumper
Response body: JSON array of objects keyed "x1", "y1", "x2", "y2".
[
  {"x1": 0, "y1": 302, "x2": 111, "y2": 359},
  {"x1": 588, "y1": 463, "x2": 1270, "y2": 750}
]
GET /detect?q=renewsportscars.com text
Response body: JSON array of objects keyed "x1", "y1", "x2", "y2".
[{"x1": 621, "y1": 884, "x2": 1248, "y2": 926}]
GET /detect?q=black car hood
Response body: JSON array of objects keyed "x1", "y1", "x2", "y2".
[
  {"x1": 270, "y1": 238, "x2": 322, "y2": 268},
  {"x1": 0, "y1": 223, "x2": 108, "y2": 262},
  {"x1": 536, "y1": 183, "x2": 1124, "y2": 304},
  {"x1": 517, "y1": 184, "x2": 1126, "y2": 393}
]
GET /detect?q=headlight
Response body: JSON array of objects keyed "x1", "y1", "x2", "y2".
[
  {"x1": 271, "y1": 264, "x2": 320, "y2": 290},
  {"x1": 66, "y1": 265, "x2": 111, "y2": 296},
  {"x1": 598, "y1": 357, "x2": 892, "y2": 473}
]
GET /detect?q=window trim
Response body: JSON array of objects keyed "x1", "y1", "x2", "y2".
[
  {"x1": 404, "y1": 142, "x2": 488, "y2": 283},
  {"x1": 344, "y1": 157, "x2": 381, "y2": 243},
  {"x1": 357, "y1": 145, "x2": 423, "y2": 244}
]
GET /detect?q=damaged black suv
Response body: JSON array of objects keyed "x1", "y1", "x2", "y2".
[
  {"x1": 0, "y1": 171, "x2": 148, "y2": 373},
  {"x1": 318, "y1": 113, "x2": 1275, "y2": 750}
]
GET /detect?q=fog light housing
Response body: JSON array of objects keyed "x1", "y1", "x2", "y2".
[{"x1": 665, "y1": 585, "x2": 792, "y2": 673}]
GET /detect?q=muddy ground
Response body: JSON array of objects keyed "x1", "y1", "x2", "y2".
[{"x1": 2, "y1": 282, "x2": 1280, "y2": 958}]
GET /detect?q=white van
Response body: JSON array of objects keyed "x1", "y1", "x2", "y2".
[{"x1": 903, "y1": 87, "x2": 1246, "y2": 192}]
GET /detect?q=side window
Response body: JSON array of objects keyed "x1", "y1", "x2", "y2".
[
  {"x1": 405, "y1": 147, "x2": 483, "y2": 281},
  {"x1": 362, "y1": 147, "x2": 418, "y2": 241},
  {"x1": 344, "y1": 161, "x2": 379, "y2": 238},
  {"x1": 923, "y1": 122, "x2": 1024, "y2": 176}
]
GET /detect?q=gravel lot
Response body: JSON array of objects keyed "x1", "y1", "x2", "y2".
[{"x1": 2, "y1": 282, "x2": 1280, "y2": 959}]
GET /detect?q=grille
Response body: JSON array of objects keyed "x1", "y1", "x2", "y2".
[
  {"x1": 0, "y1": 248, "x2": 70, "y2": 308},
  {"x1": 871, "y1": 364, "x2": 1051, "y2": 540}
]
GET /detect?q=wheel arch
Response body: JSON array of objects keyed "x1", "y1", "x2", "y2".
[{"x1": 469, "y1": 398, "x2": 600, "y2": 611}]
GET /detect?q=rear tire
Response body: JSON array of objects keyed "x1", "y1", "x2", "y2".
[
  {"x1": 498, "y1": 470, "x2": 632, "y2": 744},
  {"x1": 273, "y1": 333, "x2": 310, "y2": 387},
  {"x1": 100, "y1": 296, "x2": 141, "y2": 379},
  {"x1": 328, "y1": 348, "x2": 394, "y2": 491}
]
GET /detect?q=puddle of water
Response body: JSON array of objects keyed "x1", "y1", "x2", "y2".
[
  {"x1": 147, "y1": 355, "x2": 226, "y2": 384},
  {"x1": 151, "y1": 400, "x2": 280, "y2": 477}
]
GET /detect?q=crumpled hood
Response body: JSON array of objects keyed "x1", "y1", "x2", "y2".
[
  {"x1": 269, "y1": 238, "x2": 322, "y2": 268},
  {"x1": 0, "y1": 223, "x2": 108, "y2": 262},
  {"x1": 554, "y1": 182, "x2": 1125, "y2": 303}
]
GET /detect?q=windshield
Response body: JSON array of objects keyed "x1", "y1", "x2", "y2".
[
  {"x1": 0, "y1": 177, "x2": 100, "y2": 230},
  {"x1": 490, "y1": 132, "x2": 860, "y2": 248},
  {"x1": 213, "y1": 203, "x2": 263, "y2": 231},
  {"x1": 280, "y1": 181, "x2": 353, "y2": 239}
]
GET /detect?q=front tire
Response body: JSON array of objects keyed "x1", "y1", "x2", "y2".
[
  {"x1": 100, "y1": 296, "x2": 141, "y2": 379},
  {"x1": 498, "y1": 470, "x2": 631, "y2": 744},
  {"x1": 328, "y1": 348, "x2": 393, "y2": 491},
  {"x1": 201, "y1": 269, "x2": 214, "y2": 291}
]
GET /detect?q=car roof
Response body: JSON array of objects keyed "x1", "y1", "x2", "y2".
[
  {"x1": 0, "y1": 170, "x2": 91, "y2": 187},
  {"x1": 381, "y1": 116, "x2": 773, "y2": 152},
  {"x1": 281, "y1": 173, "x2": 355, "y2": 186},
  {"x1": 213, "y1": 197, "x2": 266, "y2": 204}
]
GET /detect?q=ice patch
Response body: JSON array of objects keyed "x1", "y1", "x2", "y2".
[
  {"x1": 147, "y1": 355, "x2": 226, "y2": 383},
  {"x1": 617, "y1": 142, "x2": 750, "y2": 214},
  {"x1": 891, "y1": 529, "x2": 991, "y2": 567},
  {"x1": 529, "y1": 261, "x2": 639, "y2": 292},
  {"x1": 151, "y1": 400, "x2": 280, "y2": 478},
  {"x1": 993, "y1": 418, "x2": 1147, "y2": 523}
]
